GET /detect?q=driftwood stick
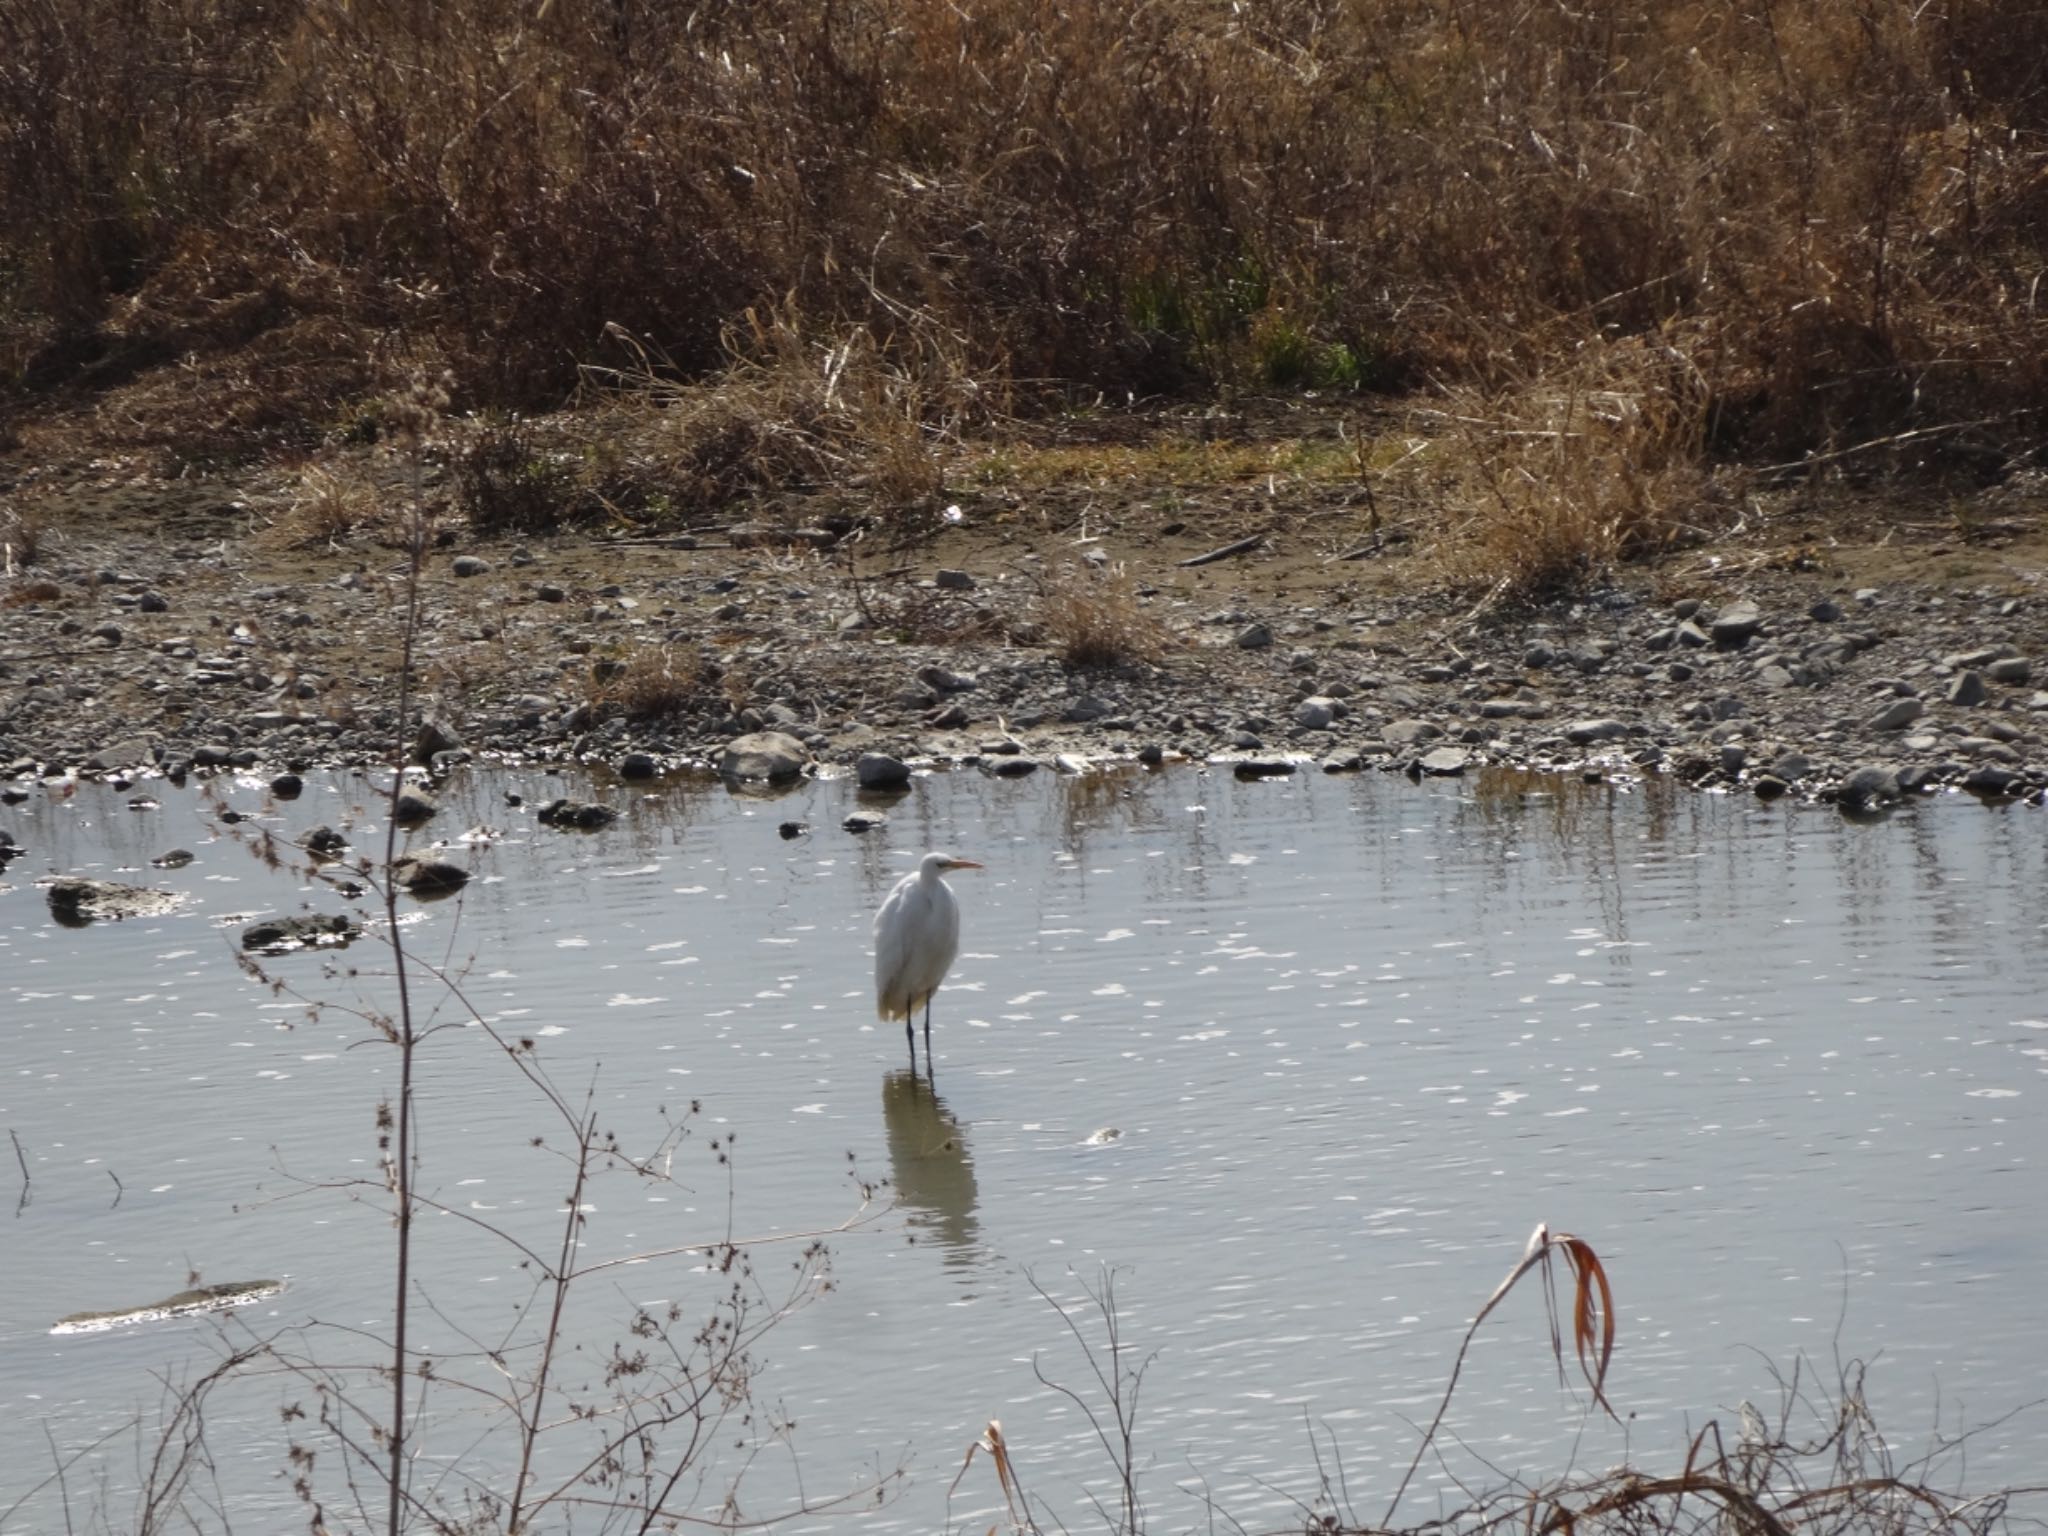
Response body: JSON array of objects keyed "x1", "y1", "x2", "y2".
[{"x1": 1176, "y1": 532, "x2": 1268, "y2": 568}]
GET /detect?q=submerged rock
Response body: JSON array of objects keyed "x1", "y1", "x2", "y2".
[
  {"x1": 241, "y1": 913, "x2": 360, "y2": 951},
  {"x1": 392, "y1": 857, "x2": 470, "y2": 897},
  {"x1": 52, "y1": 1279, "x2": 285, "y2": 1335},
  {"x1": 535, "y1": 797, "x2": 618, "y2": 829},
  {"x1": 45, "y1": 878, "x2": 184, "y2": 923}
]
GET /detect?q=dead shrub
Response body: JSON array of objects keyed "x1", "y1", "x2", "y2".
[
  {"x1": 450, "y1": 416, "x2": 581, "y2": 535},
  {"x1": 1038, "y1": 561, "x2": 1167, "y2": 671},
  {"x1": 591, "y1": 646, "x2": 706, "y2": 722},
  {"x1": 269, "y1": 465, "x2": 386, "y2": 547},
  {"x1": 586, "y1": 310, "x2": 963, "y2": 534},
  {"x1": 1430, "y1": 339, "x2": 1723, "y2": 608}
]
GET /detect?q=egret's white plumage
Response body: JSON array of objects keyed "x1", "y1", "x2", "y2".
[{"x1": 874, "y1": 851, "x2": 982, "y2": 1067}]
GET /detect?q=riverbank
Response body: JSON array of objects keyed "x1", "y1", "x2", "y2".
[{"x1": 3, "y1": 408, "x2": 2045, "y2": 809}]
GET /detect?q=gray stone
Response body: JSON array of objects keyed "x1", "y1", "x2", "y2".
[
  {"x1": 138, "y1": 590, "x2": 169, "y2": 613},
  {"x1": 1137, "y1": 743, "x2": 1165, "y2": 767},
  {"x1": 1564, "y1": 719, "x2": 1631, "y2": 745},
  {"x1": 1753, "y1": 775, "x2": 1789, "y2": 800},
  {"x1": 842, "y1": 809, "x2": 889, "y2": 833},
  {"x1": 1523, "y1": 643, "x2": 1556, "y2": 668},
  {"x1": 1987, "y1": 657, "x2": 2032, "y2": 685},
  {"x1": 1772, "y1": 751, "x2": 1812, "y2": 780},
  {"x1": 1720, "y1": 743, "x2": 1748, "y2": 774},
  {"x1": 1947, "y1": 671, "x2": 1988, "y2": 707},
  {"x1": 1321, "y1": 750, "x2": 1364, "y2": 772},
  {"x1": 1418, "y1": 746, "x2": 1471, "y2": 776},
  {"x1": 1838, "y1": 765, "x2": 1900, "y2": 808},
  {"x1": 1868, "y1": 699, "x2": 1925, "y2": 731},
  {"x1": 270, "y1": 772, "x2": 303, "y2": 798},
  {"x1": 1063, "y1": 695, "x2": 1113, "y2": 723},
  {"x1": 1234, "y1": 623, "x2": 1273, "y2": 650},
  {"x1": 856, "y1": 751, "x2": 912, "y2": 790},
  {"x1": 618, "y1": 751, "x2": 659, "y2": 780},
  {"x1": 918, "y1": 666, "x2": 977, "y2": 693},
  {"x1": 1382, "y1": 719, "x2": 1443, "y2": 746},
  {"x1": 1963, "y1": 763, "x2": 2022, "y2": 794},
  {"x1": 1809, "y1": 599, "x2": 1842, "y2": 622},
  {"x1": 1295, "y1": 696, "x2": 1339, "y2": 730},
  {"x1": 719, "y1": 730, "x2": 808, "y2": 782},
  {"x1": 1676, "y1": 620, "x2": 1711, "y2": 648},
  {"x1": 934, "y1": 568, "x2": 976, "y2": 591},
  {"x1": 1233, "y1": 758, "x2": 1298, "y2": 778},
  {"x1": 303, "y1": 826, "x2": 349, "y2": 854},
  {"x1": 415, "y1": 717, "x2": 463, "y2": 762},
  {"x1": 988, "y1": 755, "x2": 1040, "y2": 777},
  {"x1": 452, "y1": 555, "x2": 490, "y2": 577},
  {"x1": 1710, "y1": 600, "x2": 1763, "y2": 647}
]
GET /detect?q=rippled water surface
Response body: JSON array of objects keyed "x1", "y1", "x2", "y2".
[{"x1": 3, "y1": 765, "x2": 2044, "y2": 1530}]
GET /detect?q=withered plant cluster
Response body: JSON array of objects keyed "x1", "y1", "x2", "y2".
[{"x1": 2, "y1": 0, "x2": 2043, "y2": 476}]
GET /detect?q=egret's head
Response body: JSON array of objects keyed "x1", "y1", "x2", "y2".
[{"x1": 922, "y1": 851, "x2": 984, "y2": 875}]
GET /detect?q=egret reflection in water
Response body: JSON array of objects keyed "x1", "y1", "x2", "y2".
[{"x1": 880, "y1": 1069, "x2": 983, "y2": 1269}]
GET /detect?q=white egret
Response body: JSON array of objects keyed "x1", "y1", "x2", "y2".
[{"x1": 874, "y1": 851, "x2": 983, "y2": 1069}]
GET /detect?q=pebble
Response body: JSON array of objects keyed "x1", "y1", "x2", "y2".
[
  {"x1": 452, "y1": 555, "x2": 490, "y2": 577},
  {"x1": 934, "y1": 569, "x2": 975, "y2": 591},
  {"x1": 618, "y1": 751, "x2": 659, "y2": 780},
  {"x1": 1868, "y1": 698, "x2": 1924, "y2": 731},
  {"x1": 1234, "y1": 623, "x2": 1273, "y2": 649},
  {"x1": 1986, "y1": 657, "x2": 2032, "y2": 684},
  {"x1": 842, "y1": 809, "x2": 888, "y2": 833},
  {"x1": 988, "y1": 755, "x2": 1040, "y2": 777},
  {"x1": 1417, "y1": 746, "x2": 1470, "y2": 776},
  {"x1": 1564, "y1": 719, "x2": 1631, "y2": 745}
]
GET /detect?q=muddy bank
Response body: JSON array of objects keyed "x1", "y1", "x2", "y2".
[{"x1": 2, "y1": 463, "x2": 2044, "y2": 811}]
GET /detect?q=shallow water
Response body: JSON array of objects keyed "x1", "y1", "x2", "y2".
[{"x1": 2, "y1": 764, "x2": 2044, "y2": 1531}]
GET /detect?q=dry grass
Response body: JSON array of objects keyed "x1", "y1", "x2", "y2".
[
  {"x1": 3, "y1": 0, "x2": 2045, "y2": 541},
  {"x1": 590, "y1": 646, "x2": 708, "y2": 722},
  {"x1": 267, "y1": 465, "x2": 388, "y2": 548},
  {"x1": 1038, "y1": 561, "x2": 1168, "y2": 671},
  {"x1": 1427, "y1": 338, "x2": 1721, "y2": 605}
]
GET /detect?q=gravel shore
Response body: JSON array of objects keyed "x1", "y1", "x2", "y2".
[{"x1": 3, "y1": 467, "x2": 2045, "y2": 813}]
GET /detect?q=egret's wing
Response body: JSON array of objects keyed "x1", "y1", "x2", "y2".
[{"x1": 874, "y1": 879, "x2": 917, "y2": 1018}]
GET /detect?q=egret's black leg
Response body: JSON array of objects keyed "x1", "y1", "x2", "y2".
[
  {"x1": 923, "y1": 998, "x2": 935, "y2": 1074},
  {"x1": 905, "y1": 1014, "x2": 917, "y2": 1066}
]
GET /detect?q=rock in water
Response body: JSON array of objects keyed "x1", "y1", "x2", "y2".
[
  {"x1": 1837, "y1": 765, "x2": 1900, "y2": 809},
  {"x1": 393, "y1": 786, "x2": 438, "y2": 824},
  {"x1": 718, "y1": 731, "x2": 808, "y2": 783},
  {"x1": 535, "y1": 798, "x2": 618, "y2": 829},
  {"x1": 392, "y1": 857, "x2": 470, "y2": 897},
  {"x1": 241, "y1": 914, "x2": 360, "y2": 950},
  {"x1": 45, "y1": 878, "x2": 184, "y2": 923},
  {"x1": 856, "y1": 752, "x2": 913, "y2": 790}
]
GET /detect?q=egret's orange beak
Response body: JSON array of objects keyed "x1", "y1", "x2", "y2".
[{"x1": 941, "y1": 858, "x2": 984, "y2": 870}]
